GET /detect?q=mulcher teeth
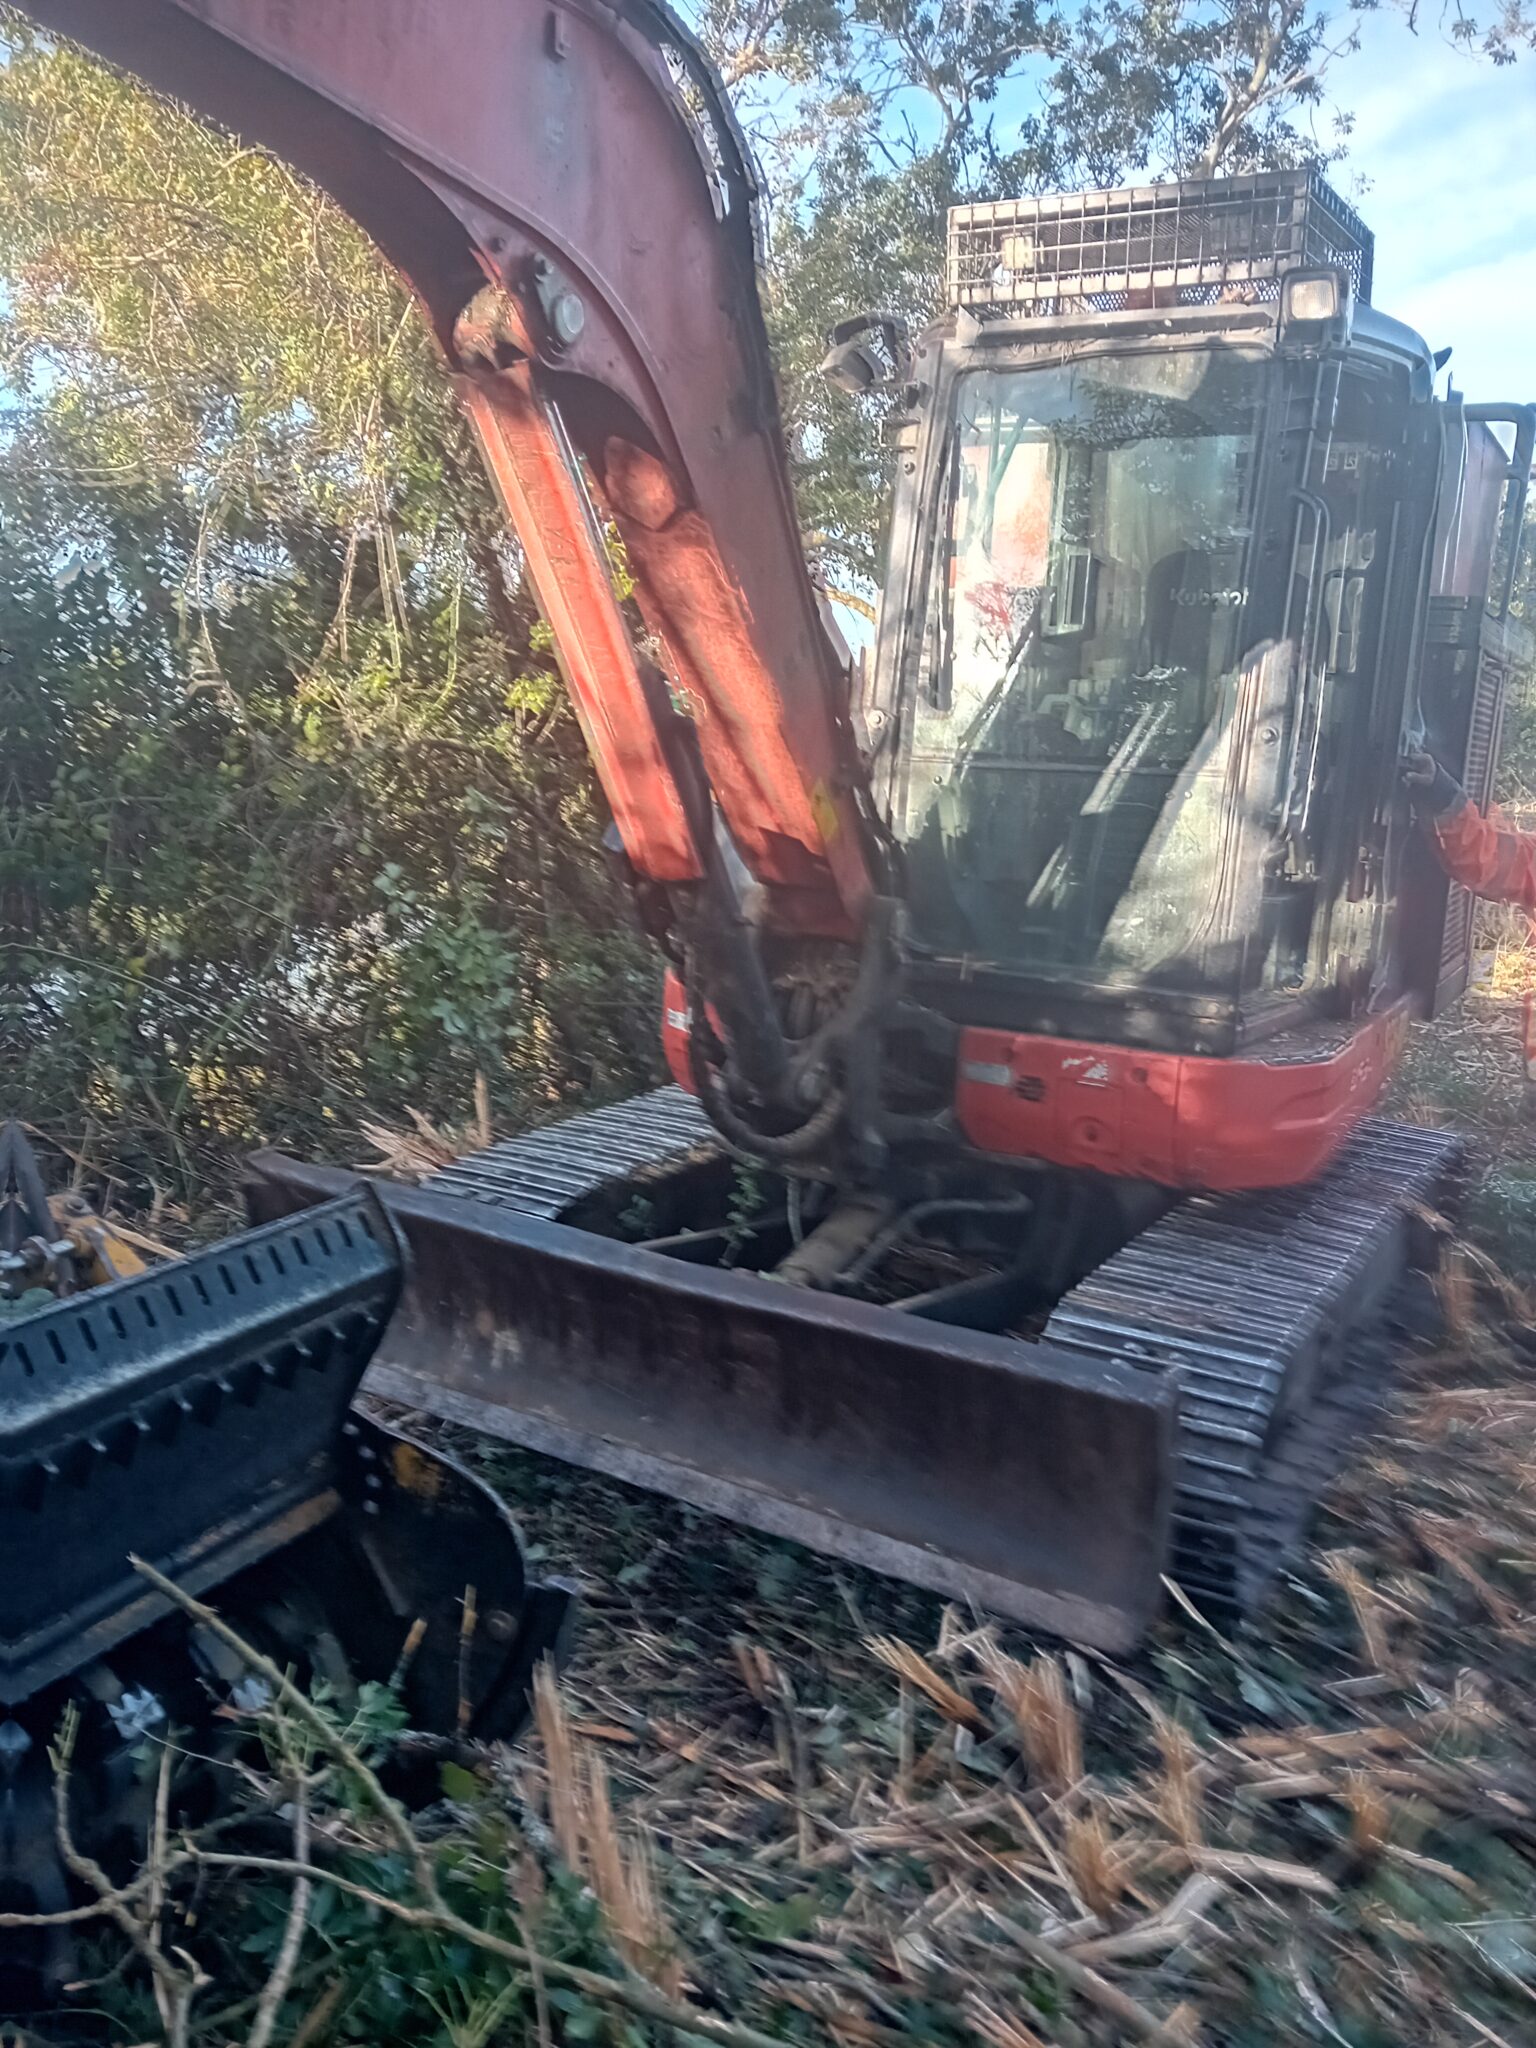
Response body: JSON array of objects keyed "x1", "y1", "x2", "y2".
[{"x1": 0, "y1": 1188, "x2": 403, "y2": 1703}]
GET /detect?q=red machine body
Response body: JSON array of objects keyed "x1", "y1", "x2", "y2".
[
  {"x1": 24, "y1": 0, "x2": 1530, "y2": 1202},
  {"x1": 663, "y1": 970, "x2": 1410, "y2": 1189}
]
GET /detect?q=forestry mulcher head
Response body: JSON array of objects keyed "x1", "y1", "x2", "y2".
[{"x1": 0, "y1": 1124, "x2": 571, "y2": 2003}]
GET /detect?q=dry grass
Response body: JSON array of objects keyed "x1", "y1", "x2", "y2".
[
  {"x1": 466, "y1": 1197, "x2": 1536, "y2": 2048},
  {"x1": 530, "y1": 1660, "x2": 685, "y2": 1997},
  {"x1": 1060, "y1": 1799, "x2": 1139, "y2": 1919},
  {"x1": 867, "y1": 1634, "x2": 990, "y2": 1735},
  {"x1": 980, "y1": 1649, "x2": 1084, "y2": 1800},
  {"x1": 356, "y1": 1074, "x2": 495, "y2": 1180},
  {"x1": 318, "y1": 973, "x2": 1536, "y2": 2046},
  {"x1": 965, "y1": 1995, "x2": 1051, "y2": 2048}
]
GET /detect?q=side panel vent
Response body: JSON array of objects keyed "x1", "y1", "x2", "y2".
[{"x1": 1438, "y1": 643, "x2": 1512, "y2": 987}]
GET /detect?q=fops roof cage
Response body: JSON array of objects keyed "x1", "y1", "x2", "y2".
[{"x1": 947, "y1": 170, "x2": 1374, "y2": 315}]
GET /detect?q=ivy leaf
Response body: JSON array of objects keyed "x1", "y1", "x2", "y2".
[{"x1": 439, "y1": 1760, "x2": 484, "y2": 1803}]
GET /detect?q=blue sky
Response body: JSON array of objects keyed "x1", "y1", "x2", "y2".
[{"x1": 1336, "y1": 15, "x2": 1534, "y2": 400}]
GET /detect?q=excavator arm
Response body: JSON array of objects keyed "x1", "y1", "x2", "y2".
[{"x1": 23, "y1": 0, "x2": 876, "y2": 955}]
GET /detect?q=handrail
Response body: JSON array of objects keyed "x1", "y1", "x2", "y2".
[
  {"x1": 1279, "y1": 486, "x2": 1332, "y2": 838},
  {"x1": 1463, "y1": 403, "x2": 1536, "y2": 620}
]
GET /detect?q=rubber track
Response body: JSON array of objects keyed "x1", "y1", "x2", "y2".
[
  {"x1": 1045, "y1": 1117, "x2": 1464, "y2": 1611},
  {"x1": 426, "y1": 1092, "x2": 1459, "y2": 1619},
  {"x1": 426, "y1": 1086, "x2": 715, "y2": 1219}
]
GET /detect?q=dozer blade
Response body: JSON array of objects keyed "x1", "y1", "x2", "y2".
[{"x1": 246, "y1": 1153, "x2": 1177, "y2": 1654}]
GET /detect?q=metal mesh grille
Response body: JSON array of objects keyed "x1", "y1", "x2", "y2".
[
  {"x1": 1465, "y1": 646, "x2": 1507, "y2": 806},
  {"x1": 947, "y1": 172, "x2": 1373, "y2": 314},
  {"x1": 1439, "y1": 881, "x2": 1472, "y2": 980}
]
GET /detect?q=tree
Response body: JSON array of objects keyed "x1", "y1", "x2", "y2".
[
  {"x1": 697, "y1": 0, "x2": 1530, "y2": 593},
  {"x1": 1042, "y1": 0, "x2": 1360, "y2": 184},
  {"x1": 0, "y1": 16, "x2": 658, "y2": 1204}
]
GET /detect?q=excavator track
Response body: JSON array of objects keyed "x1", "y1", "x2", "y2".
[
  {"x1": 1046, "y1": 1117, "x2": 1463, "y2": 1614},
  {"x1": 248, "y1": 1096, "x2": 1458, "y2": 1652},
  {"x1": 426, "y1": 1087, "x2": 715, "y2": 1217},
  {"x1": 424, "y1": 1096, "x2": 1461, "y2": 1617}
]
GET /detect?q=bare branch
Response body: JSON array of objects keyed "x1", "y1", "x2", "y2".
[{"x1": 245, "y1": 1779, "x2": 312, "y2": 2048}]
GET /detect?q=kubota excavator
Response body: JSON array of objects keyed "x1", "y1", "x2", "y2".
[{"x1": 10, "y1": 0, "x2": 1533, "y2": 1823}]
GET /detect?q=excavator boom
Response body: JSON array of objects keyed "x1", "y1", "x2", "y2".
[{"x1": 25, "y1": 0, "x2": 874, "y2": 936}]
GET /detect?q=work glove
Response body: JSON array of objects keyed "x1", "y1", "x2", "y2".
[{"x1": 1401, "y1": 749, "x2": 1465, "y2": 817}]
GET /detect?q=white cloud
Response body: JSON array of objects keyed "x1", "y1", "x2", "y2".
[
  {"x1": 1340, "y1": 19, "x2": 1535, "y2": 397},
  {"x1": 1392, "y1": 246, "x2": 1534, "y2": 386}
]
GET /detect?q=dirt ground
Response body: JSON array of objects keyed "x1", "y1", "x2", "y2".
[{"x1": 49, "y1": 961, "x2": 1536, "y2": 2048}]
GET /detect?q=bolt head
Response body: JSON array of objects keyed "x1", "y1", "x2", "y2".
[{"x1": 551, "y1": 291, "x2": 585, "y2": 347}]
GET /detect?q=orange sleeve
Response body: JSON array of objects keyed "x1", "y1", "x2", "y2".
[{"x1": 1432, "y1": 797, "x2": 1536, "y2": 910}]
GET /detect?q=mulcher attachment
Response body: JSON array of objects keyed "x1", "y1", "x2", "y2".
[
  {"x1": 0, "y1": 1172, "x2": 572, "y2": 2002},
  {"x1": 0, "y1": 1190, "x2": 401, "y2": 1702}
]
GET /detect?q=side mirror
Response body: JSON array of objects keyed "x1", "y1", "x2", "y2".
[{"x1": 820, "y1": 314, "x2": 911, "y2": 396}]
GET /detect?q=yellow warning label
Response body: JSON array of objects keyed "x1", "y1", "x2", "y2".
[
  {"x1": 810, "y1": 780, "x2": 841, "y2": 845},
  {"x1": 392, "y1": 1441, "x2": 445, "y2": 1501}
]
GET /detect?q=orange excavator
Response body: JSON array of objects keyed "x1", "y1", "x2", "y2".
[{"x1": 17, "y1": 2, "x2": 1534, "y2": 1665}]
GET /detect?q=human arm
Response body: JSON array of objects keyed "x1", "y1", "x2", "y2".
[{"x1": 1402, "y1": 750, "x2": 1536, "y2": 910}]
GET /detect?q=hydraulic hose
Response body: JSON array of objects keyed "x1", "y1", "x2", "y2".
[
  {"x1": 684, "y1": 959, "x2": 847, "y2": 1164},
  {"x1": 683, "y1": 890, "x2": 907, "y2": 1168},
  {"x1": 835, "y1": 1191, "x2": 1033, "y2": 1293}
]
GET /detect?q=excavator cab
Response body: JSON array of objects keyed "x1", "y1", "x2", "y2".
[
  {"x1": 854, "y1": 173, "x2": 1532, "y2": 1184},
  {"x1": 883, "y1": 333, "x2": 1405, "y2": 1030}
]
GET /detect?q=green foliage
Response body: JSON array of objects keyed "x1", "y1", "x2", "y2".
[
  {"x1": 1467, "y1": 1161, "x2": 1536, "y2": 1280},
  {"x1": 1041, "y1": 0, "x2": 1358, "y2": 184},
  {"x1": 81, "y1": 1661, "x2": 662, "y2": 2048},
  {"x1": 722, "y1": 1160, "x2": 771, "y2": 1263},
  {"x1": 762, "y1": 141, "x2": 956, "y2": 587},
  {"x1": 703, "y1": 0, "x2": 1529, "y2": 594},
  {"x1": 0, "y1": 18, "x2": 659, "y2": 1203}
]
